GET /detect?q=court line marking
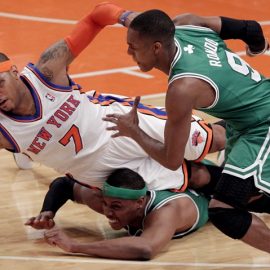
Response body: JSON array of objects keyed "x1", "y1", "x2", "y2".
[
  {"x1": 70, "y1": 66, "x2": 153, "y2": 79},
  {"x1": 0, "y1": 11, "x2": 269, "y2": 27},
  {"x1": 0, "y1": 10, "x2": 269, "y2": 268},
  {"x1": 69, "y1": 49, "x2": 269, "y2": 81},
  {"x1": 0, "y1": 12, "x2": 122, "y2": 27},
  {"x1": 0, "y1": 255, "x2": 270, "y2": 268},
  {"x1": 141, "y1": 92, "x2": 166, "y2": 101},
  {"x1": 0, "y1": 12, "x2": 269, "y2": 81}
]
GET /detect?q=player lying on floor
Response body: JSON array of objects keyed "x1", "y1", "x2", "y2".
[
  {"x1": 28, "y1": 167, "x2": 270, "y2": 260},
  {"x1": 37, "y1": 168, "x2": 210, "y2": 260}
]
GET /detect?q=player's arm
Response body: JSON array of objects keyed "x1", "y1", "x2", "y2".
[
  {"x1": 209, "y1": 120, "x2": 226, "y2": 153},
  {"x1": 119, "y1": 10, "x2": 268, "y2": 56},
  {"x1": 173, "y1": 13, "x2": 222, "y2": 33},
  {"x1": 103, "y1": 80, "x2": 201, "y2": 170},
  {"x1": 173, "y1": 13, "x2": 268, "y2": 56},
  {"x1": 25, "y1": 176, "x2": 95, "y2": 229},
  {"x1": 44, "y1": 201, "x2": 187, "y2": 260},
  {"x1": 35, "y1": 3, "x2": 125, "y2": 86},
  {"x1": 104, "y1": 78, "x2": 213, "y2": 170},
  {"x1": 136, "y1": 198, "x2": 198, "y2": 257},
  {"x1": 146, "y1": 78, "x2": 214, "y2": 169}
]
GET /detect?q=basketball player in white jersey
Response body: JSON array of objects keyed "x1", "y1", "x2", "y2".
[{"x1": 0, "y1": 3, "x2": 225, "y2": 214}]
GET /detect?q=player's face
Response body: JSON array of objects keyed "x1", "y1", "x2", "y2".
[
  {"x1": 0, "y1": 70, "x2": 19, "y2": 112},
  {"x1": 127, "y1": 28, "x2": 157, "y2": 72},
  {"x1": 102, "y1": 196, "x2": 142, "y2": 230}
]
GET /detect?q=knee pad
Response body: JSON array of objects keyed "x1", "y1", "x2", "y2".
[
  {"x1": 209, "y1": 207, "x2": 252, "y2": 239},
  {"x1": 213, "y1": 174, "x2": 259, "y2": 208}
]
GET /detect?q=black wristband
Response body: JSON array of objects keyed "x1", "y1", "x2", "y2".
[
  {"x1": 220, "y1": 16, "x2": 265, "y2": 53},
  {"x1": 41, "y1": 176, "x2": 75, "y2": 214}
]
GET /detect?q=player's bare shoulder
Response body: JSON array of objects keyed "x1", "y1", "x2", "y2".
[
  {"x1": 169, "y1": 77, "x2": 215, "y2": 109},
  {"x1": 35, "y1": 40, "x2": 73, "y2": 83}
]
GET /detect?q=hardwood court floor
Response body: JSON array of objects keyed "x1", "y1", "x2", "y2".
[{"x1": 0, "y1": 1, "x2": 270, "y2": 269}]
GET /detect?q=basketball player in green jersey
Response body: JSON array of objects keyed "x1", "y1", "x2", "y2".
[
  {"x1": 42, "y1": 168, "x2": 209, "y2": 260},
  {"x1": 103, "y1": 7, "x2": 270, "y2": 252},
  {"x1": 36, "y1": 167, "x2": 270, "y2": 260}
]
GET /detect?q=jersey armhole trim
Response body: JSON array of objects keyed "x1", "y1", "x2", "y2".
[
  {"x1": 168, "y1": 73, "x2": 219, "y2": 109},
  {"x1": 175, "y1": 25, "x2": 216, "y2": 33}
]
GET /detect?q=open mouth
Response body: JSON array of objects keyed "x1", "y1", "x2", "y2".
[{"x1": 108, "y1": 218, "x2": 118, "y2": 224}]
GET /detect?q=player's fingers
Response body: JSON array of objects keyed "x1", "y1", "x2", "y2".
[
  {"x1": 48, "y1": 219, "x2": 55, "y2": 229},
  {"x1": 33, "y1": 213, "x2": 44, "y2": 222},
  {"x1": 104, "y1": 113, "x2": 121, "y2": 118},
  {"x1": 24, "y1": 217, "x2": 35, "y2": 225},
  {"x1": 106, "y1": 126, "x2": 119, "y2": 131},
  {"x1": 102, "y1": 117, "x2": 118, "y2": 123},
  {"x1": 132, "y1": 96, "x2": 140, "y2": 110},
  {"x1": 39, "y1": 214, "x2": 49, "y2": 222},
  {"x1": 43, "y1": 219, "x2": 54, "y2": 230},
  {"x1": 111, "y1": 132, "x2": 121, "y2": 138},
  {"x1": 30, "y1": 215, "x2": 48, "y2": 228}
]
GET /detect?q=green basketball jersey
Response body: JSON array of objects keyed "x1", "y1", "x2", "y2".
[
  {"x1": 169, "y1": 25, "x2": 270, "y2": 132},
  {"x1": 127, "y1": 189, "x2": 209, "y2": 238},
  {"x1": 169, "y1": 26, "x2": 270, "y2": 193}
]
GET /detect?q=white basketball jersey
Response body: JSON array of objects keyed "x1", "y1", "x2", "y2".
[{"x1": 0, "y1": 64, "x2": 212, "y2": 190}]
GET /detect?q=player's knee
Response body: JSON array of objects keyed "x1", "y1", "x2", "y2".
[
  {"x1": 208, "y1": 207, "x2": 252, "y2": 239},
  {"x1": 188, "y1": 162, "x2": 210, "y2": 189}
]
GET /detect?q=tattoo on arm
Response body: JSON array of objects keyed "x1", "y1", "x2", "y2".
[
  {"x1": 40, "y1": 40, "x2": 69, "y2": 63},
  {"x1": 39, "y1": 66, "x2": 53, "y2": 81},
  {"x1": 37, "y1": 40, "x2": 73, "y2": 81}
]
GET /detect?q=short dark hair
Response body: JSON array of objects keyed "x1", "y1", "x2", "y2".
[
  {"x1": 106, "y1": 168, "x2": 146, "y2": 190},
  {"x1": 130, "y1": 9, "x2": 175, "y2": 46},
  {"x1": 0, "y1": 53, "x2": 9, "y2": 62}
]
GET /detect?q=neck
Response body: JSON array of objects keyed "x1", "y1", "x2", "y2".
[
  {"x1": 157, "y1": 42, "x2": 177, "y2": 75},
  {"x1": 129, "y1": 195, "x2": 150, "y2": 228},
  {"x1": 12, "y1": 80, "x2": 36, "y2": 116}
]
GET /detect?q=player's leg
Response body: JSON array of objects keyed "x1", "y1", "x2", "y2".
[
  {"x1": 209, "y1": 125, "x2": 270, "y2": 253},
  {"x1": 247, "y1": 193, "x2": 270, "y2": 214},
  {"x1": 187, "y1": 160, "x2": 223, "y2": 197},
  {"x1": 209, "y1": 120, "x2": 226, "y2": 153},
  {"x1": 209, "y1": 173, "x2": 270, "y2": 253}
]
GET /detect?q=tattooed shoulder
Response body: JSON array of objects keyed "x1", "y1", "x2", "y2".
[
  {"x1": 37, "y1": 40, "x2": 71, "y2": 81},
  {"x1": 40, "y1": 40, "x2": 69, "y2": 63}
]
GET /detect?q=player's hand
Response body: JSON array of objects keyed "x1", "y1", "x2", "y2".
[
  {"x1": 103, "y1": 96, "x2": 141, "y2": 138},
  {"x1": 246, "y1": 39, "x2": 269, "y2": 57},
  {"x1": 44, "y1": 227, "x2": 75, "y2": 253},
  {"x1": 25, "y1": 211, "x2": 55, "y2": 230}
]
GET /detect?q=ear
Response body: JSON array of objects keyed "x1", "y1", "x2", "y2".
[
  {"x1": 153, "y1": 41, "x2": 162, "y2": 55},
  {"x1": 136, "y1": 196, "x2": 145, "y2": 209},
  {"x1": 10, "y1": 65, "x2": 19, "y2": 78}
]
